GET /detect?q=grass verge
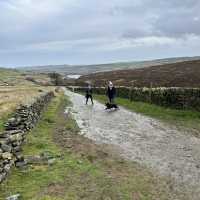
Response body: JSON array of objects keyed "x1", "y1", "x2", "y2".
[{"x1": 0, "y1": 92, "x2": 183, "y2": 200}]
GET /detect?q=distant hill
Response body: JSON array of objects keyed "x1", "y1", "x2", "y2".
[
  {"x1": 0, "y1": 68, "x2": 22, "y2": 86},
  {"x1": 0, "y1": 68, "x2": 51, "y2": 86},
  {"x1": 19, "y1": 56, "x2": 200, "y2": 75},
  {"x1": 76, "y1": 59, "x2": 200, "y2": 88}
]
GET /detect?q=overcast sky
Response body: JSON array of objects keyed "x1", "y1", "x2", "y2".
[{"x1": 0, "y1": 0, "x2": 200, "y2": 67}]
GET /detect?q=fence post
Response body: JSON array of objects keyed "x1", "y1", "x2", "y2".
[
  {"x1": 129, "y1": 81, "x2": 135, "y2": 101},
  {"x1": 149, "y1": 82, "x2": 153, "y2": 103},
  {"x1": 129, "y1": 87, "x2": 132, "y2": 101}
]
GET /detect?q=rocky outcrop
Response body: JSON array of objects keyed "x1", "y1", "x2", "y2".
[{"x1": 0, "y1": 91, "x2": 54, "y2": 183}]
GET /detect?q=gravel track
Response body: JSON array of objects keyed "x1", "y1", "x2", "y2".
[{"x1": 65, "y1": 89, "x2": 200, "y2": 199}]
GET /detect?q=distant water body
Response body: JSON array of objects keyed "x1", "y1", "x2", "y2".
[{"x1": 67, "y1": 75, "x2": 81, "y2": 79}]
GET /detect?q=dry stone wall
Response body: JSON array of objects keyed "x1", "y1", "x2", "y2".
[
  {"x1": 0, "y1": 91, "x2": 54, "y2": 183},
  {"x1": 72, "y1": 87, "x2": 200, "y2": 111}
]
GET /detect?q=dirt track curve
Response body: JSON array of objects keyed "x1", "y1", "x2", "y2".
[{"x1": 65, "y1": 89, "x2": 200, "y2": 199}]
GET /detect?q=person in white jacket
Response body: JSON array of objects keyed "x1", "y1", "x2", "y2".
[{"x1": 106, "y1": 81, "x2": 116, "y2": 104}]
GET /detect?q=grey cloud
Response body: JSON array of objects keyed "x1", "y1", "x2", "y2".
[{"x1": 0, "y1": 0, "x2": 200, "y2": 66}]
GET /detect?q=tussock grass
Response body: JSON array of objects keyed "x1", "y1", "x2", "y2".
[{"x1": 0, "y1": 86, "x2": 54, "y2": 119}]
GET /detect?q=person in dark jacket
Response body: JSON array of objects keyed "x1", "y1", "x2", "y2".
[
  {"x1": 106, "y1": 81, "x2": 116, "y2": 104},
  {"x1": 85, "y1": 85, "x2": 94, "y2": 105}
]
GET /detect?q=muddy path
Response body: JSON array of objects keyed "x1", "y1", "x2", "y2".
[{"x1": 65, "y1": 89, "x2": 200, "y2": 199}]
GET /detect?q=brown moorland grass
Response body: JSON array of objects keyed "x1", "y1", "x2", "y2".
[
  {"x1": 0, "y1": 67, "x2": 55, "y2": 131},
  {"x1": 0, "y1": 86, "x2": 55, "y2": 131},
  {"x1": 77, "y1": 59, "x2": 200, "y2": 87}
]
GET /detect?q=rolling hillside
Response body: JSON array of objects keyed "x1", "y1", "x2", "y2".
[
  {"x1": 0, "y1": 68, "x2": 31, "y2": 86},
  {"x1": 0, "y1": 68, "x2": 52, "y2": 86},
  {"x1": 19, "y1": 56, "x2": 200, "y2": 75},
  {"x1": 76, "y1": 59, "x2": 200, "y2": 88}
]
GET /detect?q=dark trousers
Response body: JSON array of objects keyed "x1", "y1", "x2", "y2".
[
  {"x1": 86, "y1": 94, "x2": 94, "y2": 104},
  {"x1": 108, "y1": 96, "x2": 115, "y2": 104}
]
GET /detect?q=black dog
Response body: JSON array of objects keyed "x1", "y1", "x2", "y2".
[{"x1": 105, "y1": 102, "x2": 118, "y2": 110}]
